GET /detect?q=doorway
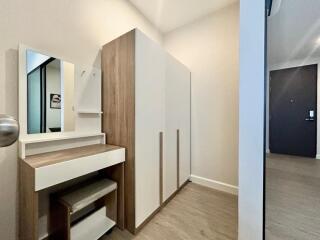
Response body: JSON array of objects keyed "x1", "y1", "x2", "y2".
[{"x1": 269, "y1": 64, "x2": 317, "y2": 158}]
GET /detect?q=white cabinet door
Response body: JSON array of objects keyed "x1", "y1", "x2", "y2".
[
  {"x1": 164, "y1": 54, "x2": 191, "y2": 200},
  {"x1": 177, "y1": 66, "x2": 191, "y2": 187},
  {"x1": 164, "y1": 55, "x2": 180, "y2": 201},
  {"x1": 135, "y1": 30, "x2": 165, "y2": 228}
]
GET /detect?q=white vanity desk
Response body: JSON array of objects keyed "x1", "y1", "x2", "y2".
[
  {"x1": 19, "y1": 139, "x2": 125, "y2": 240},
  {"x1": 21, "y1": 143, "x2": 125, "y2": 192},
  {"x1": 18, "y1": 45, "x2": 126, "y2": 240}
]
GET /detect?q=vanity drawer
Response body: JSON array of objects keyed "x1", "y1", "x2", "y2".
[{"x1": 34, "y1": 147, "x2": 125, "y2": 191}]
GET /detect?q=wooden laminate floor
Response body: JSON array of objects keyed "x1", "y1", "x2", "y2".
[
  {"x1": 102, "y1": 183, "x2": 238, "y2": 240},
  {"x1": 266, "y1": 154, "x2": 320, "y2": 240}
]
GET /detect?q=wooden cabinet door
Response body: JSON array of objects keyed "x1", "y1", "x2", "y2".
[{"x1": 135, "y1": 30, "x2": 165, "y2": 228}]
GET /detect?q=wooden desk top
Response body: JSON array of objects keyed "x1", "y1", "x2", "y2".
[{"x1": 23, "y1": 144, "x2": 123, "y2": 168}]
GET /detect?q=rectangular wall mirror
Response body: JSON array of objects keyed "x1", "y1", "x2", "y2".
[{"x1": 25, "y1": 49, "x2": 75, "y2": 134}]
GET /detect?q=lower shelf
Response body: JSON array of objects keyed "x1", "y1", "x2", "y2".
[{"x1": 70, "y1": 206, "x2": 115, "y2": 240}]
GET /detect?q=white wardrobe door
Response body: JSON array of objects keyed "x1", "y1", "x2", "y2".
[
  {"x1": 165, "y1": 54, "x2": 191, "y2": 195},
  {"x1": 177, "y1": 67, "x2": 191, "y2": 187},
  {"x1": 164, "y1": 54, "x2": 180, "y2": 201},
  {"x1": 135, "y1": 30, "x2": 165, "y2": 228}
]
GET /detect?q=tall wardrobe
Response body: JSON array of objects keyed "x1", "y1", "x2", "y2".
[{"x1": 102, "y1": 29, "x2": 191, "y2": 233}]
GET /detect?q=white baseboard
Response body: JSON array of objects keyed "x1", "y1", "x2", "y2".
[
  {"x1": 316, "y1": 154, "x2": 320, "y2": 160},
  {"x1": 266, "y1": 149, "x2": 270, "y2": 154},
  {"x1": 190, "y1": 175, "x2": 238, "y2": 195}
]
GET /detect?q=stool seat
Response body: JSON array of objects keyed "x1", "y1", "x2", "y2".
[{"x1": 58, "y1": 178, "x2": 117, "y2": 213}]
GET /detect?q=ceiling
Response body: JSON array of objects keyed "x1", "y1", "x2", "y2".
[
  {"x1": 128, "y1": 0, "x2": 238, "y2": 33},
  {"x1": 268, "y1": 0, "x2": 320, "y2": 65}
]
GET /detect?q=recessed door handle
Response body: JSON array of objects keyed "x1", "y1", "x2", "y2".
[
  {"x1": 159, "y1": 132, "x2": 163, "y2": 205},
  {"x1": 177, "y1": 129, "x2": 180, "y2": 189}
]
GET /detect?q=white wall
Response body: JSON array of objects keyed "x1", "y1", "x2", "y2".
[
  {"x1": 62, "y1": 61, "x2": 75, "y2": 132},
  {"x1": 238, "y1": 0, "x2": 265, "y2": 239},
  {"x1": 164, "y1": 3, "x2": 239, "y2": 194},
  {"x1": 0, "y1": 0, "x2": 162, "y2": 239},
  {"x1": 46, "y1": 64, "x2": 61, "y2": 132}
]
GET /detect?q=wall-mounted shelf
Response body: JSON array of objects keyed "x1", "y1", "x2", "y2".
[{"x1": 75, "y1": 67, "x2": 102, "y2": 133}]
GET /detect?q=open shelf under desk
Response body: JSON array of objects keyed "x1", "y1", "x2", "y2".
[{"x1": 70, "y1": 206, "x2": 115, "y2": 240}]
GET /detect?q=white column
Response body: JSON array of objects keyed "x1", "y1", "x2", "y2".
[{"x1": 239, "y1": 0, "x2": 265, "y2": 239}]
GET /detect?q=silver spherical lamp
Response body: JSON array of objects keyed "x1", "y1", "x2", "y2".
[{"x1": 0, "y1": 114, "x2": 19, "y2": 147}]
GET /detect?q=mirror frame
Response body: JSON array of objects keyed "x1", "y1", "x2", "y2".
[{"x1": 18, "y1": 44, "x2": 73, "y2": 139}]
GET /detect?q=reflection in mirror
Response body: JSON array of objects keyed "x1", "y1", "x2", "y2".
[
  {"x1": 266, "y1": 1, "x2": 320, "y2": 239},
  {"x1": 26, "y1": 50, "x2": 75, "y2": 134}
]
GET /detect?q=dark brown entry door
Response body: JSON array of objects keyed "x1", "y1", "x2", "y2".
[{"x1": 269, "y1": 64, "x2": 317, "y2": 158}]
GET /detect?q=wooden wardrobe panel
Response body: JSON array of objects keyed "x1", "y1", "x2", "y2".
[
  {"x1": 102, "y1": 163, "x2": 125, "y2": 229},
  {"x1": 101, "y1": 30, "x2": 136, "y2": 233}
]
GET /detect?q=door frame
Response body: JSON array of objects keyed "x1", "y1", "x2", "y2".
[{"x1": 266, "y1": 62, "x2": 320, "y2": 158}]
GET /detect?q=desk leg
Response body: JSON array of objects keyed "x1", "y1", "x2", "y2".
[
  {"x1": 50, "y1": 201, "x2": 70, "y2": 240},
  {"x1": 105, "y1": 189, "x2": 117, "y2": 223},
  {"x1": 102, "y1": 163, "x2": 125, "y2": 229},
  {"x1": 19, "y1": 160, "x2": 38, "y2": 240}
]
